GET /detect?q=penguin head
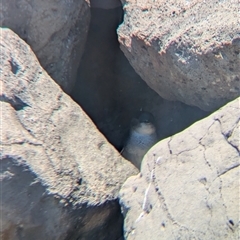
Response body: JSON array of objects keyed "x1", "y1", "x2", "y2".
[{"x1": 131, "y1": 111, "x2": 156, "y2": 135}]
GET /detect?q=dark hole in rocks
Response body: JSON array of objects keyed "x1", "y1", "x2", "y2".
[
  {"x1": 66, "y1": 200, "x2": 124, "y2": 240},
  {"x1": 0, "y1": 95, "x2": 29, "y2": 111},
  {"x1": 77, "y1": 178, "x2": 82, "y2": 185},
  {"x1": 71, "y1": 6, "x2": 210, "y2": 152},
  {"x1": 229, "y1": 219, "x2": 234, "y2": 226},
  {"x1": 9, "y1": 57, "x2": 20, "y2": 74},
  {"x1": 70, "y1": 4, "x2": 210, "y2": 239}
]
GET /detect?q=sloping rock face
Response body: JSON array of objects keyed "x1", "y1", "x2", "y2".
[
  {"x1": 0, "y1": 0, "x2": 90, "y2": 93},
  {"x1": 118, "y1": 0, "x2": 240, "y2": 111},
  {"x1": 119, "y1": 97, "x2": 240, "y2": 239},
  {"x1": 0, "y1": 28, "x2": 138, "y2": 240}
]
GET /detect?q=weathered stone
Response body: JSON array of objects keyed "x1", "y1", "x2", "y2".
[
  {"x1": 0, "y1": 0, "x2": 90, "y2": 93},
  {"x1": 118, "y1": 0, "x2": 240, "y2": 111},
  {"x1": 119, "y1": 97, "x2": 240, "y2": 239},
  {"x1": 0, "y1": 28, "x2": 138, "y2": 239}
]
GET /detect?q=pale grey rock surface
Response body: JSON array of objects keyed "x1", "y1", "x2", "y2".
[
  {"x1": 0, "y1": 0, "x2": 90, "y2": 93},
  {"x1": 0, "y1": 28, "x2": 138, "y2": 240},
  {"x1": 118, "y1": 0, "x2": 240, "y2": 111},
  {"x1": 119, "y1": 97, "x2": 240, "y2": 239}
]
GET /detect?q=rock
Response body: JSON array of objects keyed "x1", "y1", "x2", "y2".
[
  {"x1": 118, "y1": 0, "x2": 240, "y2": 111},
  {"x1": 119, "y1": 97, "x2": 240, "y2": 239},
  {"x1": 0, "y1": 0, "x2": 90, "y2": 93},
  {"x1": 0, "y1": 28, "x2": 138, "y2": 239}
]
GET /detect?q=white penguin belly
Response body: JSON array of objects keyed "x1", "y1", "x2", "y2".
[{"x1": 123, "y1": 131, "x2": 157, "y2": 169}]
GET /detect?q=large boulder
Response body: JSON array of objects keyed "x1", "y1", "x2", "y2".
[
  {"x1": 118, "y1": 0, "x2": 240, "y2": 111},
  {"x1": 0, "y1": 0, "x2": 90, "y2": 93},
  {"x1": 119, "y1": 97, "x2": 239, "y2": 239},
  {"x1": 0, "y1": 28, "x2": 138, "y2": 239}
]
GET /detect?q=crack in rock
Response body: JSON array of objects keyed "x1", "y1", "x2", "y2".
[
  {"x1": 151, "y1": 154, "x2": 179, "y2": 226},
  {"x1": 214, "y1": 118, "x2": 240, "y2": 155},
  {"x1": 217, "y1": 163, "x2": 240, "y2": 178},
  {"x1": 2, "y1": 141, "x2": 42, "y2": 147},
  {"x1": 167, "y1": 136, "x2": 173, "y2": 155},
  {"x1": 0, "y1": 94, "x2": 31, "y2": 111}
]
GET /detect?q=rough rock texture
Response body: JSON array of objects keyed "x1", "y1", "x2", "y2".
[
  {"x1": 0, "y1": 28, "x2": 138, "y2": 240},
  {"x1": 0, "y1": 0, "x2": 90, "y2": 93},
  {"x1": 118, "y1": 0, "x2": 240, "y2": 111},
  {"x1": 119, "y1": 97, "x2": 240, "y2": 239}
]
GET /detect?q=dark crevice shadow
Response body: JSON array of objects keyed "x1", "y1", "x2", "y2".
[
  {"x1": 71, "y1": 7, "x2": 210, "y2": 152},
  {"x1": 0, "y1": 95, "x2": 30, "y2": 111},
  {"x1": 1, "y1": 157, "x2": 124, "y2": 240}
]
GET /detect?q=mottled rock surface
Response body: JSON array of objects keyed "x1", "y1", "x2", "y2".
[
  {"x1": 0, "y1": 28, "x2": 138, "y2": 240},
  {"x1": 119, "y1": 97, "x2": 240, "y2": 239},
  {"x1": 118, "y1": 0, "x2": 240, "y2": 111},
  {"x1": 0, "y1": 0, "x2": 90, "y2": 93}
]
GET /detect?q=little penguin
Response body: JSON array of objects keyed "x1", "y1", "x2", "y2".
[{"x1": 121, "y1": 111, "x2": 158, "y2": 169}]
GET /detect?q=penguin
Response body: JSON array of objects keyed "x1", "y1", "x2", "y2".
[{"x1": 121, "y1": 111, "x2": 158, "y2": 169}]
